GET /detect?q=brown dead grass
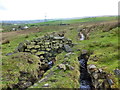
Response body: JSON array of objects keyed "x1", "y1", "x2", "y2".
[
  {"x1": 0, "y1": 20, "x2": 117, "y2": 43},
  {"x1": 0, "y1": 27, "x2": 41, "y2": 42}
]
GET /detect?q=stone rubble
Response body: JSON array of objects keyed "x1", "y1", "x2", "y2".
[
  {"x1": 13, "y1": 32, "x2": 74, "y2": 88},
  {"x1": 87, "y1": 64, "x2": 114, "y2": 89},
  {"x1": 15, "y1": 33, "x2": 73, "y2": 71}
]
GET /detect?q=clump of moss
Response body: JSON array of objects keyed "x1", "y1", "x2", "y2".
[{"x1": 2, "y1": 52, "x2": 41, "y2": 89}]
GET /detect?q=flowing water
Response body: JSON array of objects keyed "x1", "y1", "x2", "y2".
[
  {"x1": 80, "y1": 33, "x2": 85, "y2": 40},
  {"x1": 79, "y1": 55, "x2": 93, "y2": 90}
]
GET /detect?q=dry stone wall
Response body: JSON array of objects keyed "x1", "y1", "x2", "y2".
[{"x1": 15, "y1": 33, "x2": 73, "y2": 71}]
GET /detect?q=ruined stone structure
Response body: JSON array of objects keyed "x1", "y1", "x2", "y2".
[{"x1": 16, "y1": 33, "x2": 73, "y2": 72}]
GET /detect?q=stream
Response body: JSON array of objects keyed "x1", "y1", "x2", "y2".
[
  {"x1": 79, "y1": 32, "x2": 93, "y2": 89},
  {"x1": 80, "y1": 32, "x2": 85, "y2": 40},
  {"x1": 79, "y1": 55, "x2": 93, "y2": 90}
]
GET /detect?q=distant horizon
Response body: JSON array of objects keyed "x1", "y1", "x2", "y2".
[{"x1": 0, "y1": 15, "x2": 117, "y2": 21}]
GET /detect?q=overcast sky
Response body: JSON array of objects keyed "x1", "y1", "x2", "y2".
[{"x1": 0, "y1": 0, "x2": 119, "y2": 20}]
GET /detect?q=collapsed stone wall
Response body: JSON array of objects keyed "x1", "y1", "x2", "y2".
[
  {"x1": 87, "y1": 64, "x2": 114, "y2": 89},
  {"x1": 16, "y1": 34, "x2": 73, "y2": 65},
  {"x1": 12, "y1": 33, "x2": 73, "y2": 88},
  {"x1": 2, "y1": 31, "x2": 75, "y2": 89}
]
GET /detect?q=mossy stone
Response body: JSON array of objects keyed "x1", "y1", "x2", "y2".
[
  {"x1": 38, "y1": 42, "x2": 43, "y2": 45},
  {"x1": 27, "y1": 45, "x2": 34, "y2": 49},
  {"x1": 46, "y1": 48, "x2": 51, "y2": 52},
  {"x1": 31, "y1": 42, "x2": 36, "y2": 45},
  {"x1": 24, "y1": 40, "x2": 31, "y2": 45},
  {"x1": 34, "y1": 45, "x2": 40, "y2": 49},
  {"x1": 45, "y1": 42, "x2": 50, "y2": 45},
  {"x1": 25, "y1": 49, "x2": 31, "y2": 52},
  {"x1": 58, "y1": 64, "x2": 66, "y2": 71},
  {"x1": 52, "y1": 41, "x2": 57, "y2": 44},
  {"x1": 31, "y1": 49, "x2": 37, "y2": 53},
  {"x1": 35, "y1": 51, "x2": 45, "y2": 56},
  {"x1": 54, "y1": 46, "x2": 59, "y2": 49},
  {"x1": 17, "y1": 42, "x2": 27, "y2": 52}
]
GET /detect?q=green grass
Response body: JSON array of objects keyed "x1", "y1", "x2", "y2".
[
  {"x1": 2, "y1": 52, "x2": 40, "y2": 88},
  {"x1": 28, "y1": 16, "x2": 117, "y2": 25},
  {"x1": 2, "y1": 16, "x2": 117, "y2": 32},
  {"x1": 75, "y1": 27, "x2": 119, "y2": 88},
  {"x1": 1, "y1": 17, "x2": 119, "y2": 88},
  {"x1": 1, "y1": 26, "x2": 66, "y2": 55},
  {"x1": 29, "y1": 21, "x2": 119, "y2": 88},
  {"x1": 29, "y1": 51, "x2": 80, "y2": 88},
  {"x1": 64, "y1": 16, "x2": 117, "y2": 23}
]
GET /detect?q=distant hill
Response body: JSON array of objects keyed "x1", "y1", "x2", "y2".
[
  {"x1": 0, "y1": 15, "x2": 117, "y2": 24},
  {"x1": 1, "y1": 20, "x2": 46, "y2": 24}
]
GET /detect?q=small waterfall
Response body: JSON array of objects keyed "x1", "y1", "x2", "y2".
[
  {"x1": 80, "y1": 33, "x2": 85, "y2": 40},
  {"x1": 79, "y1": 32, "x2": 85, "y2": 40}
]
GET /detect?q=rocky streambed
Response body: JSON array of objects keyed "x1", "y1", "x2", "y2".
[
  {"x1": 77, "y1": 27, "x2": 115, "y2": 89},
  {"x1": 78, "y1": 50, "x2": 115, "y2": 90},
  {"x1": 78, "y1": 50, "x2": 93, "y2": 90}
]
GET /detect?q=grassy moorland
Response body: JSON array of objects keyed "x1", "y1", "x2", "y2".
[
  {"x1": 28, "y1": 16, "x2": 117, "y2": 25},
  {"x1": 1, "y1": 16, "x2": 119, "y2": 89}
]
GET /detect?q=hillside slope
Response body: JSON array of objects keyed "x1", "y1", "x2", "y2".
[{"x1": 1, "y1": 17, "x2": 119, "y2": 89}]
